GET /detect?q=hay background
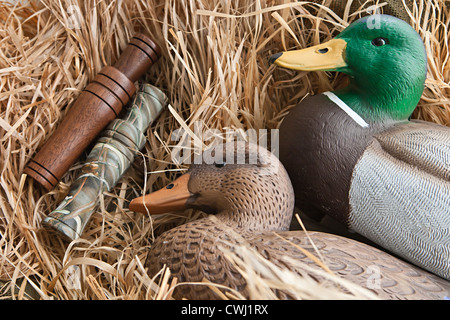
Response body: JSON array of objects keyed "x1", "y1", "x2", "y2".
[{"x1": 0, "y1": 0, "x2": 449, "y2": 299}]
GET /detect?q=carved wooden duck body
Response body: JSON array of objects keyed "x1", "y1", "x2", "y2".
[
  {"x1": 130, "y1": 142, "x2": 449, "y2": 299},
  {"x1": 271, "y1": 14, "x2": 450, "y2": 280}
]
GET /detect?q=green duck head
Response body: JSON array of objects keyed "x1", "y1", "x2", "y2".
[{"x1": 270, "y1": 14, "x2": 427, "y2": 122}]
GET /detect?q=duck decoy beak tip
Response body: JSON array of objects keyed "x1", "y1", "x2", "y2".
[
  {"x1": 129, "y1": 173, "x2": 192, "y2": 215},
  {"x1": 129, "y1": 196, "x2": 148, "y2": 213},
  {"x1": 269, "y1": 52, "x2": 283, "y2": 65}
]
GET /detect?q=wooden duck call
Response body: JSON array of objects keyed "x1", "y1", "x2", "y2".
[
  {"x1": 42, "y1": 83, "x2": 168, "y2": 241},
  {"x1": 24, "y1": 33, "x2": 161, "y2": 191}
]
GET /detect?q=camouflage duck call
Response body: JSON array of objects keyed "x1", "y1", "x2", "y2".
[{"x1": 42, "y1": 83, "x2": 168, "y2": 241}]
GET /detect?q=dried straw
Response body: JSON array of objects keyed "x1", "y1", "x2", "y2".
[{"x1": 0, "y1": 0, "x2": 449, "y2": 299}]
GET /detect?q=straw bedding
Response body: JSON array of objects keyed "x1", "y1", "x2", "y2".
[{"x1": 0, "y1": 0, "x2": 449, "y2": 299}]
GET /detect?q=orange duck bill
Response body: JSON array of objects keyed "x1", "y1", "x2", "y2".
[{"x1": 129, "y1": 173, "x2": 192, "y2": 214}]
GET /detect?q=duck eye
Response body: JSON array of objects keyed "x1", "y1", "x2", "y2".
[
  {"x1": 371, "y1": 37, "x2": 388, "y2": 47},
  {"x1": 215, "y1": 162, "x2": 226, "y2": 168}
]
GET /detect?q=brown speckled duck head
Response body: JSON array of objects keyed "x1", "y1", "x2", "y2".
[{"x1": 129, "y1": 141, "x2": 295, "y2": 232}]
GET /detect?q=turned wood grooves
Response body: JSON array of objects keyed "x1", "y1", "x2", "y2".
[{"x1": 24, "y1": 34, "x2": 161, "y2": 191}]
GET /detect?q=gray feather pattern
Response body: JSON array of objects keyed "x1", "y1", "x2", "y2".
[{"x1": 348, "y1": 122, "x2": 450, "y2": 280}]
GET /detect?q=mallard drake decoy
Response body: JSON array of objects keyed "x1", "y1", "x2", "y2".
[
  {"x1": 270, "y1": 14, "x2": 450, "y2": 281},
  {"x1": 129, "y1": 142, "x2": 449, "y2": 300}
]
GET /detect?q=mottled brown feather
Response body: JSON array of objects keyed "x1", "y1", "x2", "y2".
[{"x1": 145, "y1": 142, "x2": 449, "y2": 299}]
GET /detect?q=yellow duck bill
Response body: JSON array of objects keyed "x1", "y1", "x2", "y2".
[
  {"x1": 269, "y1": 38, "x2": 347, "y2": 71},
  {"x1": 129, "y1": 173, "x2": 192, "y2": 215}
]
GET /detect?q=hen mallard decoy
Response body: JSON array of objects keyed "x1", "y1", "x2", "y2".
[
  {"x1": 270, "y1": 14, "x2": 450, "y2": 280},
  {"x1": 129, "y1": 142, "x2": 449, "y2": 300}
]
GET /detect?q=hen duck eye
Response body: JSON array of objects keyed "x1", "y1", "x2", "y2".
[{"x1": 215, "y1": 162, "x2": 226, "y2": 168}]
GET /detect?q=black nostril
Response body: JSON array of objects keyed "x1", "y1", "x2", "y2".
[
  {"x1": 269, "y1": 52, "x2": 283, "y2": 64},
  {"x1": 318, "y1": 48, "x2": 329, "y2": 54},
  {"x1": 166, "y1": 183, "x2": 174, "y2": 189}
]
